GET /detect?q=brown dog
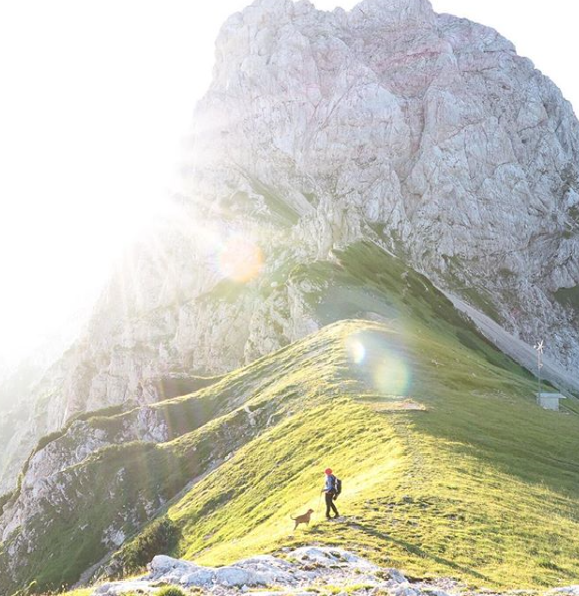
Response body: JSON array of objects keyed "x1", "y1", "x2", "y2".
[{"x1": 291, "y1": 508, "x2": 314, "y2": 530}]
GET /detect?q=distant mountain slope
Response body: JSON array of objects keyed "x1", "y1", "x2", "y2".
[{"x1": 2, "y1": 244, "x2": 579, "y2": 595}]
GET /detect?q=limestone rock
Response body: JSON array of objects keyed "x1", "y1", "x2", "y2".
[{"x1": 88, "y1": 546, "x2": 579, "y2": 596}]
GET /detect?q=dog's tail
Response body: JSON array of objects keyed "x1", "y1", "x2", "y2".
[{"x1": 289, "y1": 515, "x2": 296, "y2": 521}]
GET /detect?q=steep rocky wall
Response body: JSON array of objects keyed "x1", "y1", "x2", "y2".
[{"x1": 187, "y1": 0, "x2": 579, "y2": 363}]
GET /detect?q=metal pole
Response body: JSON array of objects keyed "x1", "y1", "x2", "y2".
[
  {"x1": 534, "y1": 340, "x2": 544, "y2": 404},
  {"x1": 538, "y1": 352, "x2": 541, "y2": 401}
]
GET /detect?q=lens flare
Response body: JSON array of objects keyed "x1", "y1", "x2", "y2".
[
  {"x1": 372, "y1": 353, "x2": 411, "y2": 396},
  {"x1": 346, "y1": 331, "x2": 412, "y2": 396},
  {"x1": 346, "y1": 337, "x2": 366, "y2": 364},
  {"x1": 218, "y1": 236, "x2": 264, "y2": 283}
]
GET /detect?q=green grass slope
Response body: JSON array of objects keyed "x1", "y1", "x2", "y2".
[
  {"x1": 6, "y1": 243, "x2": 579, "y2": 594},
  {"x1": 158, "y1": 322, "x2": 579, "y2": 590},
  {"x1": 109, "y1": 244, "x2": 579, "y2": 591},
  {"x1": 1, "y1": 320, "x2": 365, "y2": 595}
]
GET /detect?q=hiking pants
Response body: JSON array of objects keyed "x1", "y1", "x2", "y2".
[{"x1": 325, "y1": 491, "x2": 339, "y2": 518}]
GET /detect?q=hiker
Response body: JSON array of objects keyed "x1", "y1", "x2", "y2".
[{"x1": 322, "y1": 468, "x2": 340, "y2": 519}]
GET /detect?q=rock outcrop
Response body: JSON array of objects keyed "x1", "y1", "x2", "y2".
[
  {"x1": 2, "y1": 0, "x2": 578, "y2": 492},
  {"x1": 92, "y1": 546, "x2": 579, "y2": 596},
  {"x1": 95, "y1": 547, "x2": 390, "y2": 595}
]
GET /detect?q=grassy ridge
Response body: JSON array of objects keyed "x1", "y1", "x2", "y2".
[
  {"x1": 8, "y1": 243, "x2": 579, "y2": 594},
  {"x1": 0, "y1": 317, "x2": 374, "y2": 595},
  {"x1": 156, "y1": 314, "x2": 579, "y2": 588},
  {"x1": 144, "y1": 243, "x2": 578, "y2": 588}
]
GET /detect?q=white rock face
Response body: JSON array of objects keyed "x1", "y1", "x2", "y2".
[
  {"x1": 192, "y1": 0, "x2": 579, "y2": 353},
  {"x1": 94, "y1": 546, "x2": 400, "y2": 595},
  {"x1": 2, "y1": 0, "x2": 579, "y2": 491},
  {"x1": 0, "y1": 406, "x2": 168, "y2": 543}
]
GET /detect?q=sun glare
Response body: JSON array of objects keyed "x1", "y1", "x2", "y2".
[
  {"x1": 218, "y1": 236, "x2": 264, "y2": 283},
  {"x1": 372, "y1": 353, "x2": 411, "y2": 396},
  {"x1": 1, "y1": 0, "x2": 577, "y2": 369}
]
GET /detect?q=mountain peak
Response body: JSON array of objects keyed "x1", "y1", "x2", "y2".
[
  {"x1": 193, "y1": 0, "x2": 579, "y2": 394},
  {"x1": 349, "y1": 0, "x2": 435, "y2": 24},
  {"x1": 220, "y1": 0, "x2": 434, "y2": 35}
]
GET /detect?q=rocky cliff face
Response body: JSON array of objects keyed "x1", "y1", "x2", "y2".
[
  {"x1": 2, "y1": 0, "x2": 579, "y2": 492},
  {"x1": 189, "y1": 0, "x2": 579, "y2": 358}
]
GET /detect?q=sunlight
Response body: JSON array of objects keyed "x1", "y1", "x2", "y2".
[
  {"x1": 1, "y1": 0, "x2": 577, "y2": 368},
  {"x1": 218, "y1": 236, "x2": 264, "y2": 283},
  {"x1": 138, "y1": 197, "x2": 266, "y2": 286}
]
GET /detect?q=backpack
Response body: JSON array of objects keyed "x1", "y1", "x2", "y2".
[{"x1": 334, "y1": 476, "x2": 342, "y2": 499}]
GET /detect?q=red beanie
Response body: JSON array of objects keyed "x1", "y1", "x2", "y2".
[{"x1": 325, "y1": 468, "x2": 332, "y2": 474}]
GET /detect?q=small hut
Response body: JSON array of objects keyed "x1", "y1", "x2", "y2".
[{"x1": 537, "y1": 393, "x2": 566, "y2": 411}]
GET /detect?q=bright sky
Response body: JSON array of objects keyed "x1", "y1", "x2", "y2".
[{"x1": 0, "y1": 0, "x2": 577, "y2": 368}]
